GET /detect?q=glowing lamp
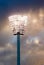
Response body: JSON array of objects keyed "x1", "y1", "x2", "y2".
[{"x1": 8, "y1": 15, "x2": 28, "y2": 34}]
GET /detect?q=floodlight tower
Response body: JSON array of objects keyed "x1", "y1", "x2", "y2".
[{"x1": 8, "y1": 15, "x2": 28, "y2": 65}]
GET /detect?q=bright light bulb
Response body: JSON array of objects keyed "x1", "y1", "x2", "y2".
[
  {"x1": 8, "y1": 15, "x2": 28, "y2": 26},
  {"x1": 8, "y1": 15, "x2": 28, "y2": 33}
]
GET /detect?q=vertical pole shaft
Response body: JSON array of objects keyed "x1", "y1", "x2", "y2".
[{"x1": 17, "y1": 32, "x2": 20, "y2": 65}]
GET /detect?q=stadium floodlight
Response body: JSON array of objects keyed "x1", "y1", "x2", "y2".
[
  {"x1": 8, "y1": 15, "x2": 28, "y2": 65},
  {"x1": 8, "y1": 15, "x2": 28, "y2": 34}
]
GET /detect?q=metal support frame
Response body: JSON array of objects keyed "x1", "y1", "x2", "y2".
[{"x1": 14, "y1": 32, "x2": 23, "y2": 65}]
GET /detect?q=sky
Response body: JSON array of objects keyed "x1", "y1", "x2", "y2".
[{"x1": 0, "y1": 0, "x2": 44, "y2": 65}]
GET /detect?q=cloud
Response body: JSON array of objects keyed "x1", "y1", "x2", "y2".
[{"x1": 0, "y1": 8, "x2": 44, "y2": 65}]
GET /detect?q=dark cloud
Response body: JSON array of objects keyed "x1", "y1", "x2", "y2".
[{"x1": 0, "y1": 0, "x2": 44, "y2": 19}]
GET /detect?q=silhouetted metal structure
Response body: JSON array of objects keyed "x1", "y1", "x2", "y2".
[{"x1": 14, "y1": 32, "x2": 23, "y2": 65}]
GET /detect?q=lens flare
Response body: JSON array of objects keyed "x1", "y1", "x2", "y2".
[{"x1": 34, "y1": 38, "x2": 39, "y2": 44}]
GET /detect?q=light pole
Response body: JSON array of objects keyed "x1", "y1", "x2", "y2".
[{"x1": 8, "y1": 15, "x2": 28, "y2": 65}]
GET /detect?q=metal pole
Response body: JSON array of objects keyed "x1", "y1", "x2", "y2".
[
  {"x1": 13, "y1": 32, "x2": 23, "y2": 65},
  {"x1": 17, "y1": 32, "x2": 20, "y2": 65}
]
